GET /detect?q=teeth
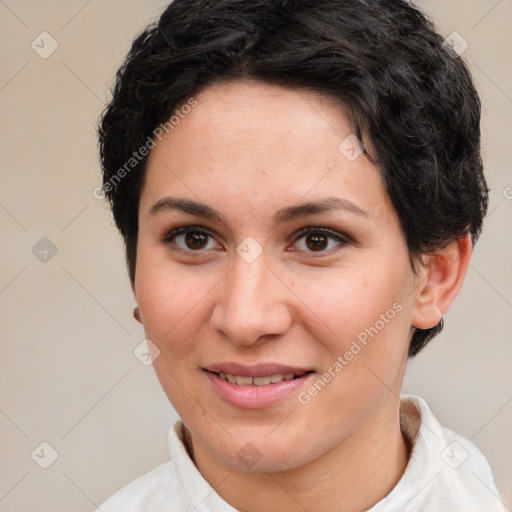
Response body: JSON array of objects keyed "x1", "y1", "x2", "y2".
[
  {"x1": 253, "y1": 376, "x2": 271, "y2": 386},
  {"x1": 217, "y1": 372, "x2": 305, "y2": 386},
  {"x1": 235, "y1": 376, "x2": 253, "y2": 386}
]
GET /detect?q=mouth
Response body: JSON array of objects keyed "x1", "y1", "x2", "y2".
[
  {"x1": 205, "y1": 370, "x2": 312, "y2": 386},
  {"x1": 202, "y1": 363, "x2": 316, "y2": 409}
]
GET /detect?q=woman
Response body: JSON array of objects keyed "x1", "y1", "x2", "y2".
[{"x1": 95, "y1": 0, "x2": 504, "y2": 510}]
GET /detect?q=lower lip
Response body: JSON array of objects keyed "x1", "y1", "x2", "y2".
[{"x1": 204, "y1": 371, "x2": 315, "y2": 409}]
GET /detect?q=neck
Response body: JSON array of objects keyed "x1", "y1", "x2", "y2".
[{"x1": 187, "y1": 397, "x2": 411, "y2": 512}]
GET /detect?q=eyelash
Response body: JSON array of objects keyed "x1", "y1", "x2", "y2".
[{"x1": 162, "y1": 225, "x2": 350, "y2": 256}]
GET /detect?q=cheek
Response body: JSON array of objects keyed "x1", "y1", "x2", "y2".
[
  {"x1": 294, "y1": 264, "x2": 412, "y2": 368},
  {"x1": 134, "y1": 255, "x2": 216, "y2": 357},
  {"x1": 135, "y1": 262, "x2": 215, "y2": 410},
  {"x1": 289, "y1": 268, "x2": 412, "y2": 442}
]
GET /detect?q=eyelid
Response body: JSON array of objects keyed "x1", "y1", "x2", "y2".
[
  {"x1": 292, "y1": 226, "x2": 349, "y2": 243},
  {"x1": 161, "y1": 225, "x2": 223, "y2": 253},
  {"x1": 162, "y1": 225, "x2": 212, "y2": 243}
]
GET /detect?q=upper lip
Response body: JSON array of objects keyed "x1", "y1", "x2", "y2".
[{"x1": 203, "y1": 362, "x2": 314, "y2": 378}]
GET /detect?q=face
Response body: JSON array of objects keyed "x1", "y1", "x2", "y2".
[{"x1": 134, "y1": 79, "x2": 420, "y2": 472}]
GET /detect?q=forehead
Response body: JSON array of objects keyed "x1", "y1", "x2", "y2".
[
  {"x1": 187, "y1": 78, "x2": 351, "y2": 131},
  {"x1": 141, "y1": 79, "x2": 393, "y2": 224}
]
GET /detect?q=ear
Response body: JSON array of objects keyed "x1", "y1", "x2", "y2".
[{"x1": 411, "y1": 234, "x2": 472, "y2": 330}]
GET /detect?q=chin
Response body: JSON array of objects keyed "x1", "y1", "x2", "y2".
[{"x1": 203, "y1": 423, "x2": 325, "y2": 473}]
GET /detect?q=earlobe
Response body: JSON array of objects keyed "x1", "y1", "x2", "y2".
[
  {"x1": 133, "y1": 306, "x2": 143, "y2": 323},
  {"x1": 411, "y1": 234, "x2": 472, "y2": 330},
  {"x1": 131, "y1": 279, "x2": 143, "y2": 324}
]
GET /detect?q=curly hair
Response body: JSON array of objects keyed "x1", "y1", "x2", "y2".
[{"x1": 98, "y1": 0, "x2": 488, "y2": 357}]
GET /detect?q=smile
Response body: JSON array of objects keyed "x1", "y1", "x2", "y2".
[
  {"x1": 213, "y1": 371, "x2": 309, "y2": 386},
  {"x1": 203, "y1": 365, "x2": 315, "y2": 409}
]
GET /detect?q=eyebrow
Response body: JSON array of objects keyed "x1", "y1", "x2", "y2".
[{"x1": 149, "y1": 196, "x2": 369, "y2": 223}]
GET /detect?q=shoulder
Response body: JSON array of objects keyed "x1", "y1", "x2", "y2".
[
  {"x1": 408, "y1": 395, "x2": 505, "y2": 511},
  {"x1": 370, "y1": 395, "x2": 505, "y2": 512},
  {"x1": 92, "y1": 420, "x2": 238, "y2": 512},
  {"x1": 428, "y1": 409, "x2": 504, "y2": 511},
  {"x1": 92, "y1": 460, "x2": 188, "y2": 512}
]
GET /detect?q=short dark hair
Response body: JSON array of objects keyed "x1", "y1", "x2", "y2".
[{"x1": 98, "y1": 0, "x2": 488, "y2": 357}]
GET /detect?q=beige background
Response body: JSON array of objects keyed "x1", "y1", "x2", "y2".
[{"x1": 0, "y1": 1, "x2": 510, "y2": 510}]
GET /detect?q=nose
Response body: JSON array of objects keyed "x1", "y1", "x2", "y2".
[{"x1": 210, "y1": 252, "x2": 293, "y2": 346}]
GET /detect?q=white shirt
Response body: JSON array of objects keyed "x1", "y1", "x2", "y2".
[{"x1": 94, "y1": 395, "x2": 505, "y2": 512}]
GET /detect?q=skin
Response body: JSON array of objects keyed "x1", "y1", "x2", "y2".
[{"x1": 132, "y1": 79, "x2": 472, "y2": 512}]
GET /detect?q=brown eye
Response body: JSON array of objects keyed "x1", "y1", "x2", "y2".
[
  {"x1": 305, "y1": 233, "x2": 329, "y2": 251},
  {"x1": 163, "y1": 227, "x2": 221, "y2": 252},
  {"x1": 184, "y1": 231, "x2": 209, "y2": 250},
  {"x1": 293, "y1": 227, "x2": 348, "y2": 254}
]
